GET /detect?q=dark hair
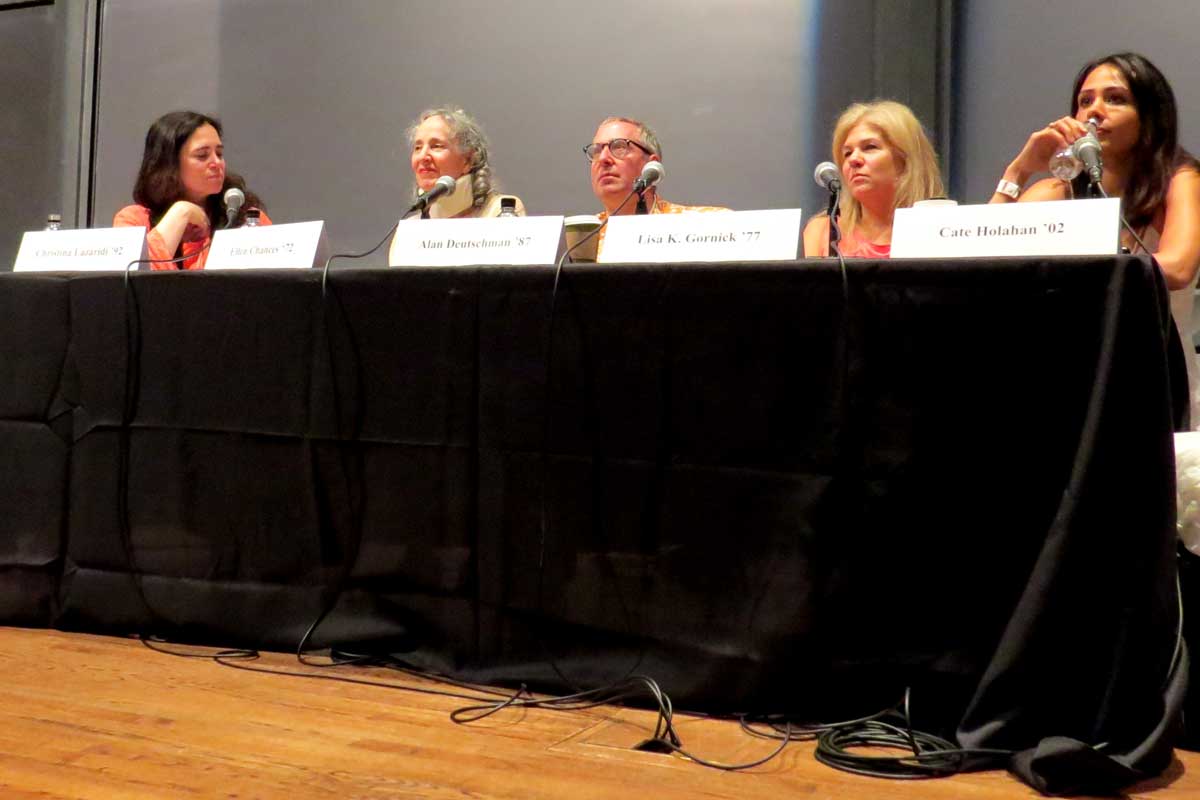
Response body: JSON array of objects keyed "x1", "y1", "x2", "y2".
[
  {"x1": 131, "y1": 110, "x2": 264, "y2": 229},
  {"x1": 1069, "y1": 52, "x2": 1199, "y2": 227}
]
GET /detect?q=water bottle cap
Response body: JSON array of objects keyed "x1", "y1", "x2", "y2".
[{"x1": 47, "y1": 213, "x2": 62, "y2": 223}]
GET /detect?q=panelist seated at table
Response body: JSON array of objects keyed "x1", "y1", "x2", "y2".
[
  {"x1": 802, "y1": 100, "x2": 944, "y2": 258},
  {"x1": 404, "y1": 106, "x2": 525, "y2": 220},
  {"x1": 113, "y1": 110, "x2": 270, "y2": 270},
  {"x1": 387, "y1": 106, "x2": 526, "y2": 264},
  {"x1": 990, "y1": 52, "x2": 1200, "y2": 425},
  {"x1": 585, "y1": 116, "x2": 728, "y2": 251}
]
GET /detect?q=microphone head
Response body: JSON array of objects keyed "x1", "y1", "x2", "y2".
[
  {"x1": 434, "y1": 175, "x2": 457, "y2": 195},
  {"x1": 223, "y1": 187, "x2": 245, "y2": 211},
  {"x1": 1072, "y1": 131, "x2": 1102, "y2": 158},
  {"x1": 634, "y1": 161, "x2": 665, "y2": 193},
  {"x1": 641, "y1": 160, "x2": 665, "y2": 183},
  {"x1": 813, "y1": 161, "x2": 841, "y2": 191}
]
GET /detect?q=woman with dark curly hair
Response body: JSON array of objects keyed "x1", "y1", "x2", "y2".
[{"x1": 114, "y1": 110, "x2": 269, "y2": 270}]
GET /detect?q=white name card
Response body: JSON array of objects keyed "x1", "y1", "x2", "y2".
[
  {"x1": 389, "y1": 215, "x2": 565, "y2": 267},
  {"x1": 599, "y1": 209, "x2": 801, "y2": 263},
  {"x1": 206, "y1": 221, "x2": 330, "y2": 270},
  {"x1": 14, "y1": 227, "x2": 147, "y2": 272},
  {"x1": 891, "y1": 198, "x2": 1120, "y2": 258}
]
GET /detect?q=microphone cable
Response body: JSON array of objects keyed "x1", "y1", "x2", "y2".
[
  {"x1": 533, "y1": 186, "x2": 645, "y2": 691},
  {"x1": 319, "y1": 216, "x2": 405, "y2": 298},
  {"x1": 813, "y1": 688, "x2": 1013, "y2": 779},
  {"x1": 318, "y1": 177, "x2": 458, "y2": 295},
  {"x1": 1090, "y1": 182, "x2": 1153, "y2": 256},
  {"x1": 115, "y1": 241, "x2": 215, "y2": 636},
  {"x1": 300, "y1": 190, "x2": 459, "y2": 664}
]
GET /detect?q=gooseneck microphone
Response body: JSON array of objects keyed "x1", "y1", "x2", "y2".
[
  {"x1": 633, "y1": 160, "x2": 665, "y2": 193},
  {"x1": 813, "y1": 161, "x2": 842, "y2": 193},
  {"x1": 320, "y1": 176, "x2": 457, "y2": 296},
  {"x1": 813, "y1": 161, "x2": 843, "y2": 256},
  {"x1": 633, "y1": 161, "x2": 664, "y2": 215},
  {"x1": 1073, "y1": 119, "x2": 1103, "y2": 187},
  {"x1": 412, "y1": 175, "x2": 457, "y2": 218},
  {"x1": 223, "y1": 187, "x2": 245, "y2": 228}
]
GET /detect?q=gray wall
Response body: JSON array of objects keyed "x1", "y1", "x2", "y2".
[
  {"x1": 90, "y1": 0, "x2": 866, "y2": 264},
  {"x1": 3, "y1": 0, "x2": 945, "y2": 268},
  {"x1": 953, "y1": 0, "x2": 1200, "y2": 203}
]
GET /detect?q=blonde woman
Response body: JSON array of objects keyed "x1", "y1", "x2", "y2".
[{"x1": 803, "y1": 100, "x2": 944, "y2": 257}]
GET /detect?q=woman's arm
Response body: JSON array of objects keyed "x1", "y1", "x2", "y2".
[
  {"x1": 1015, "y1": 178, "x2": 1071, "y2": 203},
  {"x1": 990, "y1": 117, "x2": 1087, "y2": 203},
  {"x1": 802, "y1": 215, "x2": 830, "y2": 257},
  {"x1": 150, "y1": 201, "x2": 210, "y2": 257},
  {"x1": 1153, "y1": 168, "x2": 1200, "y2": 290}
]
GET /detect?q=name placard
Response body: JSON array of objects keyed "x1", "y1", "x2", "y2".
[
  {"x1": 599, "y1": 209, "x2": 801, "y2": 263},
  {"x1": 891, "y1": 198, "x2": 1120, "y2": 258},
  {"x1": 389, "y1": 215, "x2": 564, "y2": 267},
  {"x1": 14, "y1": 227, "x2": 147, "y2": 272},
  {"x1": 206, "y1": 221, "x2": 330, "y2": 270}
]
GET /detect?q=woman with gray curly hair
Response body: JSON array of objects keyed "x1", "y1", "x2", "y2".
[{"x1": 405, "y1": 106, "x2": 525, "y2": 218}]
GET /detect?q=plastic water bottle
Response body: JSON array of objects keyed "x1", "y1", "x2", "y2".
[
  {"x1": 498, "y1": 197, "x2": 517, "y2": 217},
  {"x1": 45, "y1": 213, "x2": 62, "y2": 231},
  {"x1": 244, "y1": 209, "x2": 261, "y2": 227},
  {"x1": 1048, "y1": 148, "x2": 1082, "y2": 181}
]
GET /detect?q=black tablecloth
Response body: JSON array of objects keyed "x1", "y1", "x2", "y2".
[{"x1": 0, "y1": 257, "x2": 1185, "y2": 792}]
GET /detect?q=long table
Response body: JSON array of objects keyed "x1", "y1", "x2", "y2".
[{"x1": 0, "y1": 257, "x2": 1185, "y2": 790}]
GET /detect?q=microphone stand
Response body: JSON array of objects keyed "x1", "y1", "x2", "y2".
[
  {"x1": 826, "y1": 187, "x2": 841, "y2": 256},
  {"x1": 635, "y1": 189, "x2": 649, "y2": 215}
]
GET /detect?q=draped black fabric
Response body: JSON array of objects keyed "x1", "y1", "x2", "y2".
[{"x1": 0, "y1": 257, "x2": 1184, "y2": 793}]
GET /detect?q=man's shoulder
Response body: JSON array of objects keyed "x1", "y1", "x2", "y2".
[{"x1": 656, "y1": 199, "x2": 731, "y2": 214}]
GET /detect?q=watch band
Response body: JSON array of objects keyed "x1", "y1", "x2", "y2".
[{"x1": 995, "y1": 179, "x2": 1021, "y2": 200}]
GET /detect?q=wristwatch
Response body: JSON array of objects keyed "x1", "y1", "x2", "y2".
[{"x1": 995, "y1": 179, "x2": 1021, "y2": 200}]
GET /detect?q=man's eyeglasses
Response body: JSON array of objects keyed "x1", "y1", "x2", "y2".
[{"x1": 583, "y1": 138, "x2": 655, "y2": 162}]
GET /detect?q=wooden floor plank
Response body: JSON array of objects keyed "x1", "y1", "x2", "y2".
[{"x1": 0, "y1": 626, "x2": 1194, "y2": 799}]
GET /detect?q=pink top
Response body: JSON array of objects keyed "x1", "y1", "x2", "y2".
[
  {"x1": 835, "y1": 227, "x2": 891, "y2": 259},
  {"x1": 113, "y1": 204, "x2": 273, "y2": 270}
]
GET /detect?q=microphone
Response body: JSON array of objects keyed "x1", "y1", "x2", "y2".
[
  {"x1": 1072, "y1": 119, "x2": 1103, "y2": 185},
  {"x1": 813, "y1": 161, "x2": 842, "y2": 193},
  {"x1": 633, "y1": 161, "x2": 665, "y2": 193},
  {"x1": 414, "y1": 175, "x2": 457, "y2": 211},
  {"x1": 223, "y1": 187, "x2": 245, "y2": 228}
]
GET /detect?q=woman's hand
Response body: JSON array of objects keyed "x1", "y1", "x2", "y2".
[
  {"x1": 164, "y1": 200, "x2": 211, "y2": 229},
  {"x1": 1017, "y1": 117, "x2": 1089, "y2": 176},
  {"x1": 992, "y1": 117, "x2": 1090, "y2": 202},
  {"x1": 152, "y1": 200, "x2": 211, "y2": 259}
]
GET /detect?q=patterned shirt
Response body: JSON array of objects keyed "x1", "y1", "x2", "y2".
[{"x1": 595, "y1": 197, "x2": 730, "y2": 253}]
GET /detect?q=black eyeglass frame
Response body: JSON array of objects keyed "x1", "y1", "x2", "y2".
[{"x1": 583, "y1": 137, "x2": 656, "y2": 162}]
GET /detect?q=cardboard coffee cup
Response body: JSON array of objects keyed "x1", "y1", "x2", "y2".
[{"x1": 564, "y1": 214, "x2": 603, "y2": 262}]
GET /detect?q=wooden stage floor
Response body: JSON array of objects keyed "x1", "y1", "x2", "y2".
[{"x1": 0, "y1": 626, "x2": 1195, "y2": 799}]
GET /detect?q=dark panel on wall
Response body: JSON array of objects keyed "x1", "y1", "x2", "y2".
[{"x1": 0, "y1": 1, "x2": 90, "y2": 269}]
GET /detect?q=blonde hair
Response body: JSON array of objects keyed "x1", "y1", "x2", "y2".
[{"x1": 830, "y1": 100, "x2": 943, "y2": 236}]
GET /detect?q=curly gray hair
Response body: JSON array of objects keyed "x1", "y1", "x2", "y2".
[{"x1": 407, "y1": 106, "x2": 495, "y2": 209}]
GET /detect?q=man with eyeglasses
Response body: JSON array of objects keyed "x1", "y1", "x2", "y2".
[{"x1": 586, "y1": 117, "x2": 728, "y2": 229}]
